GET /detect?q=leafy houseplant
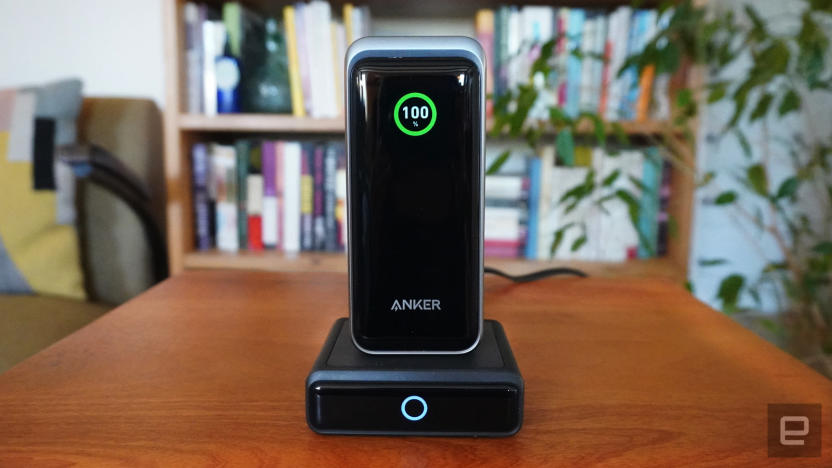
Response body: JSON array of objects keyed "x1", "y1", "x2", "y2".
[{"x1": 491, "y1": 0, "x2": 832, "y2": 377}]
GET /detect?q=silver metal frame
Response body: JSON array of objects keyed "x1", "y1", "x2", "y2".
[{"x1": 345, "y1": 36, "x2": 486, "y2": 355}]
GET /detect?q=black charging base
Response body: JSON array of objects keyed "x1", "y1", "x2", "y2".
[{"x1": 306, "y1": 318, "x2": 523, "y2": 437}]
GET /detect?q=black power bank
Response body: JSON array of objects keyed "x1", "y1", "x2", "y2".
[
  {"x1": 345, "y1": 37, "x2": 486, "y2": 354},
  {"x1": 306, "y1": 318, "x2": 524, "y2": 437}
]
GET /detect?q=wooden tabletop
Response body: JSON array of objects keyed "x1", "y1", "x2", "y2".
[{"x1": 1, "y1": 271, "x2": 830, "y2": 466}]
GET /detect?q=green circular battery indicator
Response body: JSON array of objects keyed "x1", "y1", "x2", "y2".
[{"x1": 393, "y1": 92, "x2": 437, "y2": 136}]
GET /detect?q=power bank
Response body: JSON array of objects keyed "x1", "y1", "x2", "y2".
[{"x1": 346, "y1": 37, "x2": 485, "y2": 354}]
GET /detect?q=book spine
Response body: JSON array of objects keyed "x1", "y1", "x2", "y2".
[
  {"x1": 524, "y1": 157, "x2": 541, "y2": 259},
  {"x1": 300, "y1": 143, "x2": 314, "y2": 251},
  {"x1": 294, "y1": 3, "x2": 313, "y2": 116},
  {"x1": 246, "y1": 174, "x2": 264, "y2": 251},
  {"x1": 556, "y1": 8, "x2": 569, "y2": 107},
  {"x1": 313, "y1": 143, "x2": 326, "y2": 250},
  {"x1": 335, "y1": 145, "x2": 347, "y2": 251},
  {"x1": 637, "y1": 147, "x2": 662, "y2": 259},
  {"x1": 184, "y1": 3, "x2": 203, "y2": 114},
  {"x1": 201, "y1": 21, "x2": 220, "y2": 116},
  {"x1": 657, "y1": 160, "x2": 672, "y2": 256},
  {"x1": 235, "y1": 140, "x2": 249, "y2": 250},
  {"x1": 261, "y1": 141, "x2": 278, "y2": 249},
  {"x1": 191, "y1": 142, "x2": 212, "y2": 250},
  {"x1": 283, "y1": 142, "x2": 302, "y2": 253},
  {"x1": 565, "y1": 9, "x2": 585, "y2": 118},
  {"x1": 343, "y1": 3, "x2": 355, "y2": 45},
  {"x1": 213, "y1": 145, "x2": 238, "y2": 252},
  {"x1": 475, "y1": 9, "x2": 495, "y2": 118},
  {"x1": 275, "y1": 141, "x2": 285, "y2": 250},
  {"x1": 324, "y1": 143, "x2": 338, "y2": 251},
  {"x1": 283, "y1": 6, "x2": 306, "y2": 117}
]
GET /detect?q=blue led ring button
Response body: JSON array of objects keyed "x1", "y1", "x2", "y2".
[{"x1": 401, "y1": 395, "x2": 428, "y2": 421}]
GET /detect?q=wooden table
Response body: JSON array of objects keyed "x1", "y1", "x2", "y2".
[{"x1": 1, "y1": 271, "x2": 830, "y2": 466}]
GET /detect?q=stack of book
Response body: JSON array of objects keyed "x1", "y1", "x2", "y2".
[
  {"x1": 191, "y1": 140, "x2": 347, "y2": 253},
  {"x1": 184, "y1": 1, "x2": 371, "y2": 117},
  {"x1": 476, "y1": 5, "x2": 671, "y2": 121}
]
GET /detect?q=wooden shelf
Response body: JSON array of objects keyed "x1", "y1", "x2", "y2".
[
  {"x1": 178, "y1": 113, "x2": 673, "y2": 137},
  {"x1": 183, "y1": 250, "x2": 684, "y2": 282},
  {"x1": 178, "y1": 114, "x2": 345, "y2": 133}
]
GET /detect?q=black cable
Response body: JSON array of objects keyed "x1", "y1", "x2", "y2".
[{"x1": 484, "y1": 265, "x2": 588, "y2": 283}]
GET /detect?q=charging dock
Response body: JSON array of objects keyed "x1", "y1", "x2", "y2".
[{"x1": 306, "y1": 318, "x2": 523, "y2": 437}]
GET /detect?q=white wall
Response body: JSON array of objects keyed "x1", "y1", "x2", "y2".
[{"x1": 0, "y1": 0, "x2": 166, "y2": 107}]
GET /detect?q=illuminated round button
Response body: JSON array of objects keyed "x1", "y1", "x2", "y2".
[
  {"x1": 393, "y1": 92, "x2": 437, "y2": 136},
  {"x1": 401, "y1": 395, "x2": 428, "y2": 421}
]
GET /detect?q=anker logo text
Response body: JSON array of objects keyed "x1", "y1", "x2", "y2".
[{"x1": 391, "y1": 299, "x2": 441, "y2": 311}]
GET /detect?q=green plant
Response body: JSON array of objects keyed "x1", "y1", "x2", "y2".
[{"x1": 492, "y1": 0, "x2": 832, "y2": 377}]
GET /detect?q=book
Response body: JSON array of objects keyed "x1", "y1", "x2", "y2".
[
  {"x1": 332, "y1": 20, "x2": 347, "y2": 116},
  {"x1": 524, "y1": 157, "x2": 541, "y2": 259},
  {"x1": 184, "y1": 3, "x2": 203, "y2": 114},
  {"x1": 335, "y1": 146, "x2": 347, "y2": 250},
  {"x1": 234, "y1": 140, "x2": 250, "y2": 249},
  {"x1": 261, "y1": 141, "x2": 278, "y2": 249},
  {"x1": 564, "y1": 8, "x2": 585, "y2": 117},
  {"x1": 283, "y1": 142, "x2": 302, "y2": 254},
  {"x1": 535, "y1": 144, "x2": 555, "y2": 260},
  {"x1": 637, "y1": 147, "x2": 662, "y2": 258},
  {"x1": 324, "y1": 143, "x2": 339, "y2": 251},
  {"x1": 212, "y1": 144, "x2": 238, "y2": 252},
  {"x1": 202, "y1": 20, "x2": 225, "y2": 116},
  {"x1": 283, "y1": 5, "x2": 306, "y2": 117},
  {"x1": 475, "y1": 9, "x2": 495, "y2": 118},
  {"x1": 596, "y1": 148, "x2": 644, "y2": 261},
  {"x1": 657, "y1": 160, "x2": 672, "y2": 256},
  {"x1": 605, "y1": 7, "x2": 632, "y2": 121},
  {"x1": 294, "y1": 2, "x2": 313, "y2": 116},
  {"x1": 493, "y1": 7, "x2": 510, "y2": 101},
  {"x1": 223, "y1": 2, "x2": 265, "y2": 112},
  {"x1": 300, "y1": 143, "x2": 314, "y2": 251},
  {"x1": 313, "y1": 143, "x2": 326, "y2": 250},
  {"x1": 191, "y1": 142, "x2": 213, "y2": 250},
  {"x1": 246, "y1": 174, "x2": 264, "y2": 251}
]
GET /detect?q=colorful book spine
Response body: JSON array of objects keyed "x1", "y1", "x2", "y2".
[
  {"x1": 300, "y1": 143, "x2": 314, "y2": 251},
  {"x1": 313, "y1": 143, "x2": 326, "y2": 250},
  {"x1": 275, "y1": 141, "x2": 285, "y2": 250},
  {"x1": 191, "y1": 142, "x2": 213, "y2": 250},
  {"x1": 564, "y1": 8, "x2": 585, "y2": 117},
  {"x1": 294, "y1": 3, "x2": 313, "y2": 116},
  {"x1": 657, "y1": 160, "x2": 672, "y2": 256},
  {"x1": 261, "y1": 141, "x2": 278, "y2": 249},
  {"x1": 324, "y1": 143, "x2": 339, "y2": 251},
  {"x1": 637, "y1": 148, "x2": 662, "y2": 258},
  {"x1": 282, "y1": 142, "x2": 302, "y2": 253},
  {"x1": 335, "y1": 146, "x2": 347, "y2": 250},
  {"x1": 524, "y1": 157, "x2": 541, "y2": 259},
  {"x1": 246, "y1": 174, "x2": 264, "y2": 251},
  {"x1": 283, "y1": 5, "x2": 306, "y2": 117},
  {"x1": 212, "y1": 144, "x2": 238, "y2": 252},
  {"x1": 475, "y1": 9, "x2": 495, "y2": 119},
  {"x1": 234, "y1": 140, "x2": 250, "y2": 250}
]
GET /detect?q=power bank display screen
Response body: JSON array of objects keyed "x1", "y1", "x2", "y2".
[{"x1": 348, "y1": 57, "x2": 482, "y2": 352}]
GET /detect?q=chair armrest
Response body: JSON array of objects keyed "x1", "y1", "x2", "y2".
[{"x1": 57, "y1": 143, "x2": 169, "y2": 283}]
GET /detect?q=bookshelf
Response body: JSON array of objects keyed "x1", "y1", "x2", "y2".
[{"x1": 162, "y1": 0, "x2": 701, "y2": 283}]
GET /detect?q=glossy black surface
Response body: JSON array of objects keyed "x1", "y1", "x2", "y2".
[
  {"x1": 348, "y1": 57, "x2": 482, "y2": 352},
  {"x1": 309, "y1": 384, "x2": 520, "y2": 434}
]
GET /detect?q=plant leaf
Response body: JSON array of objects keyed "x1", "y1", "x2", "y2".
[
  {"x1": 707, "y1": 81, "x2": 728, "y2": 103},
  {"x1": 734, "y1": 129, "x2": 752, "y2": 158},
  {"x1": 555, "y1": 128, "x2": 575, "y2": 166},
  {"x1": 714, "y1": 191, "x2": 737, "y2": 205},
  {"x1": 602, "y1": 169, "x2": 621, "y2": 187},
  {"x1": 486, "y1": 150, "x2": 511, "y2": 175},
  {"x1": 749, "y1": 92, "x2": 773, "y2": 121},
  {"x1": 747, "y1": 164, "x2": 769, "y2": 196},
  {"x1": 813, "y1": 241, "x2": 832, "y2": 255},
  {"x1": 716, "y1": 274, "x2": 745, "y2": 314},
  {"x1": 775, "y1": 176, "x2": 799, "y2": 199},
  {"x1": 778, "y1": 89, "x2": 801, "y2": 116},
  {"x1": 699, "y1": 258, "x2": 728, "y2": 267},
  {"x1": 571, "y1": 235, "x2": 587, "y2": 252}
]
